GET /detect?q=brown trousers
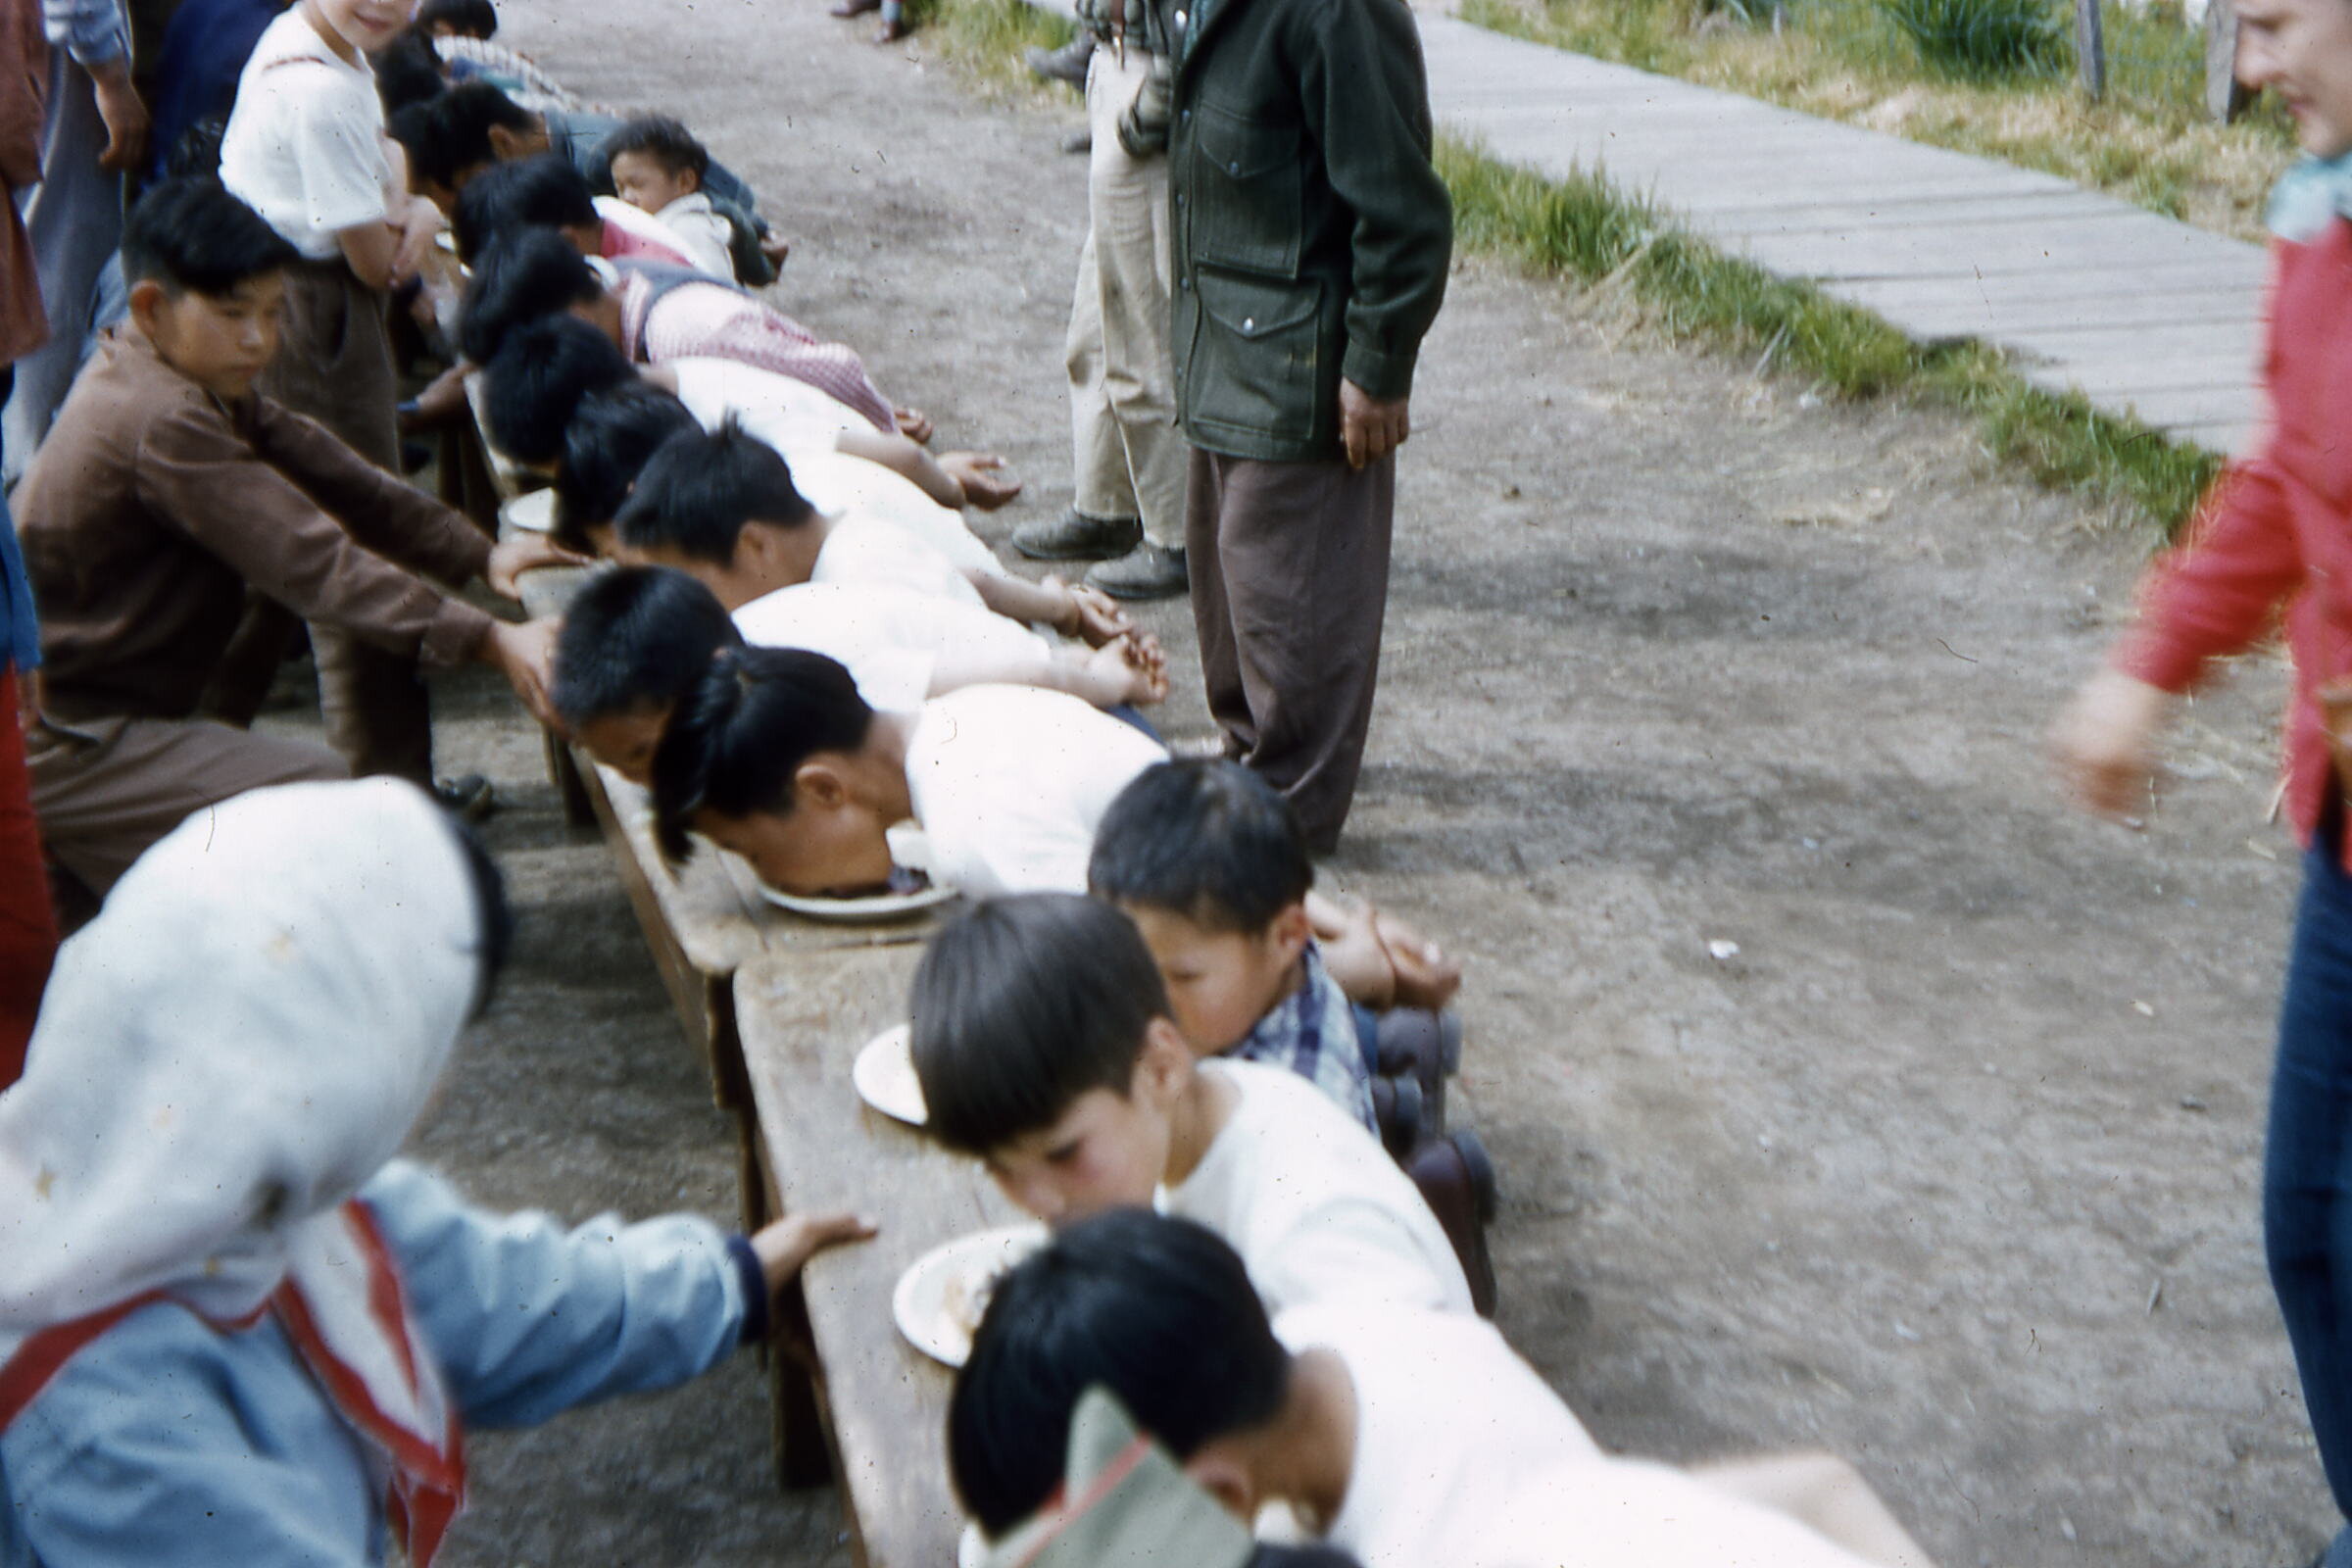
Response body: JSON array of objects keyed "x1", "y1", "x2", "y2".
[
  {"x1": 27, "y1": 713, "x2": 347, "y2": 898},
  {"x1": 220, "y1": 260, "x2": 437, "y2": 785},
  {"x1": 1185, "y1": 446, "x2": 1395, "y2": 855}
]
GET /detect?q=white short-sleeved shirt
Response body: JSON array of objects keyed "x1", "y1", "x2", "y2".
[
  {"x1": 220, "y1": 10, "x2": 390, "y2": 261},
  {"x1": 667, "y1": 359, "x2": 1001, "y2": 577},
  {"x1": 811, "y1": 515, "x2": 986, "y2": 611},
  {"x1": 1274, "y1": 1303, "x2": 1602, "y2": 1568},
  {"x1": 1280, "y1": 1304, "x2": 1885, "y2": 1568},
  {"x1": 731, "y1": 582, "x2": 1051, "y2": 714},
  {"x1": 902, "y1": 685, "x2": 1166, "y2": 896},
  {"x1": 1166, "y1": 1060, "x2": 1471, "y2": 1318}
]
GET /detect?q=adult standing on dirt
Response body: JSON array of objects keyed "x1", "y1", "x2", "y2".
[
  {"x1": 1010, "y1": 0, "x2": 1189, "y2": 604},
  {"x1": 2051, "y1": 3, "x2": 2352, "y2": 1561},
  {"x1": 1154, "y1": 0, "x2": 1449, "y2": 855}
]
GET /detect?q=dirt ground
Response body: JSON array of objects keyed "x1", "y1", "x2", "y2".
[{"x1": 385, "y1": 1, "x2": 2325, "y2": 1563}]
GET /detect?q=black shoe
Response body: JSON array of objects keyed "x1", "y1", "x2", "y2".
[
  {"x1": 1406, "y1": 1130, "x2": 1499, "y2": 1316},
  {"x1": 1084, "y1": 543, "x2": 1188, "y2": 601},
  {"x1": 1370, "y1": 1074, "x2": 1423, "y2": 1162},
  {"x1": 1025, "y1": 34, "x2": 1094, "y2": 86},
  {"x1": 1060, "y1": 127, "x2": 1093, "y2": 156},
  {"x1": 434, "y1": 773, "x2": 496, "y2": 823},
  {"x1": 1011, "y1": 509, "x2": 1141, "y2": 563},
  {"x1": 1375, "y1": 1008, "x2": 1461, "y2": 1134}
]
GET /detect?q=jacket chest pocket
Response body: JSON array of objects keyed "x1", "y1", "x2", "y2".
[{"x1": 1188, "y1": 100, "x2": 1302, "y2": 277}]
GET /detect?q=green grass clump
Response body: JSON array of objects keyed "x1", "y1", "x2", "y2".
[
  {"x1": 1437, "y1": 136, "x2": 2221, "y2": 532},
  {"x1": 918, "y1": 0, "x2": 1076, "y2": 95},
  {"x1": 1877, "y1": 0, "x2": 2066, "y2": 79}
]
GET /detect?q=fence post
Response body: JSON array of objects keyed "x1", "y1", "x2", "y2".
[
  {"x1": 2205, "y1": 0, "x2": 2250, "y2": 122},
  {"x1": 2073, "y1": 0, "x2": 2106, "y2": 101}
]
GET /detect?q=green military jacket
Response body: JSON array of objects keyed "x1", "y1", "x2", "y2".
[{"x1": 1154, "y1": 0, "x2": 1452, "y2": 463}]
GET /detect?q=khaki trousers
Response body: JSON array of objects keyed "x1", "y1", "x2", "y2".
[
  {"x1": 1185, "y1": 448, "x2": 1395, "y2": 855},
  {"x1": 1062, "y1": 48, "x2": 1185, "y2": 549},
  {"x1": 243, "y1": 260, "x2": 437, "y2": 786},
  {"x1": 27, "y1": 713, "x2": 347, "y2": 899}
]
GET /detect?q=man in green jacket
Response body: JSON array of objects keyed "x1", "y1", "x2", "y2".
[{"x1": 1153, "y1": 0, "x2": 1450, "y2": 853}]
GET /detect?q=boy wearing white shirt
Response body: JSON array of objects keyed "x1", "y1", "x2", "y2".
[
  {"x1": 219, "y1": 0, "x2": 455, "y2": 786},
  {"x1": 610, "y1": 421, "x2": 1137, "y2": 648},
  {"x1": 907, "y1": 894, "x2": 1471, "y2": 1315},
  {"x1": 952, "y1": 1210, "x2": 1936, "y2": 1568},
  {"x1": 551, "y1": 566, "x2": 1166, "y2": 784},
  {"x1": 651, "y1": 653, "x2": 1167, "y2": 898}
]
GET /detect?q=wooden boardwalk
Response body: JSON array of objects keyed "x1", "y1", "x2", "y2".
[
  {"x1": 1022, "y1": 0, "x2": 2270, "y2": 454},
  {"x1": 1411, "y1": 16, "x2": 2267, "y2": 453}
]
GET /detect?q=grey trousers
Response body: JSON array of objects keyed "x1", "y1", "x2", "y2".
[
  {"x1": 1062, "y1": 48, "x2": 1185, "y2": 548},
  {"x1": 1185, "y1": 446, "x2": 1395, "y2": 854}
]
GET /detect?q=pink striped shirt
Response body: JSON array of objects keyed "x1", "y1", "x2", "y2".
[{"x1": 615, "y1": 272, "x2": 897, "y2": 434}]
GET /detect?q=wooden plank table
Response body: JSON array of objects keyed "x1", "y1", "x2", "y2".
[{"x1": 734, "y1": 941, "x2": 1007, "y2": 1568}]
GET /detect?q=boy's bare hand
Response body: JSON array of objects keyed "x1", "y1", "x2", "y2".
[
  {"x1": 389, "y1": 195, "x2": 445, "y2": 286},
  {"x1": 894, "y1": 406, "x2": 934, "y2": 445},
  {"x1": 1044, "y1": 576, "x2": 1132, "y2": 647},
  {"x1": 479, "y1": 617, "x2": 563, "y2": 728},
  {"x1": 750, "y1": 1210, "x2": 878, "y2": 1295},
  {"x1": 486, "y1": 535, "x2": 591, "y2": 600},
  {"x1": 1339, "y1": 379, "x2": 1409, "y2": 470},
  {"x1": 90, "y1": 67, "x2": 148, "y2": 174},
  {"x1": 2050, "y1": 667, "x2": 2170, "y2": 822},
  {"x1": 1075, "y1": 633, "x2": 1170, "y2": 707},
  {"x1": 939, "y1": 451, "x2": 1022, "y2": 511}
]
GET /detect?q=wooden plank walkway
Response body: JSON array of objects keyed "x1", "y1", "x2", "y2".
[{"x1": 1413, "y1": 15, "x2": 2269, "y2": 454}]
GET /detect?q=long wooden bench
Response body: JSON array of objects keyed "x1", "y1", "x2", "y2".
[{"x1": 735, "y1": 946, "x2": 1004, "y2": 1567}]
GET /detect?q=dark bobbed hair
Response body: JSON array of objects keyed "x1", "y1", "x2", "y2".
[
  {"x1": 163, "y1": 116, "x2": 226, "y2": 180},
  {"x1": 369, "y1": 32, "x2": 446, "y2": 117},
  {"x1": 612, "y1": 418, "x2": 813, "y2": 566},
  {"x1": 122, "y1": 176, "x2": 299, "y2": 297},
  {"x1": 551, "y1": 564, "x2": 741, "y2": 731},
  {"x1": 459, "y1": 224, "x2": 602, "y2": 364},
  {"x1": 417, "y1": 0, "x2": 498, "y2": 36},
  {"x1": 1251, "y1": 1552, "x2": 1362, "y2": 1568},
  {"x1": 949, "y1": 1210, "x2": 1290, "y2": 1536},
  {"x1": 439, "y1": 78, "x2": 536, "y2": 162},
  {"x1": 1087, "y1": 759, "x2": 1312, "y2": 935},
  {"x1": 648, "y1": 646, "x2": 873, "y2": 863},
  {"x1": 452, "y1": 150, "x2": 595, "y2": 264},
  {"x1": 909, "y1": 893, "x2": 1168, "y2": 1157},
  {"x1": 387, "y1": 97, "x2": 466, "y2": 193},
  {"x1": 481, "y1": 314, "x2": 635, "y2": 466},
  {"x1": 604, "y1": 113, "x2": 710, "y2": 181},
  {"x1": 553, "y1": 383, "x2": 699, "y2": 553}
]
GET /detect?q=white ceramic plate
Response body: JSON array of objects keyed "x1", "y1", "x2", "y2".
[
  {"x1": 502, "y1": 489, "x2": 557, "y2": 533},
  {"x1": 853, "y1": 1023, "x2": 926, "y2": 1125},
  {"x1": 757, "y1": 825, "x2": 959, "y2": 923},
  {"x1": 893, "y1": 1224, "x2": 1047, "y2": 1368}
]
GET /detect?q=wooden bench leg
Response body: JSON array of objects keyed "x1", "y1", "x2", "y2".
[
  {"x1": 545, "y1": 731, "x2": 595, "y2": 829},
  {"x1": 769, "y1": 1280, "x2": 837, "y2": 1491}
]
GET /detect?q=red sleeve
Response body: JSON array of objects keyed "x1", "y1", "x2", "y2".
[{"x1": 2110, "y1": 458, "x2": 2302, "y2": 694}]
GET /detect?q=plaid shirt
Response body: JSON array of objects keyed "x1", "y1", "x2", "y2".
[
  {"x1": 614, "y1": 270, "x2": 899, "y2": 435},
  {"x1": 1228, "y1": 943, "x2": 1376, "y2": 1135}
]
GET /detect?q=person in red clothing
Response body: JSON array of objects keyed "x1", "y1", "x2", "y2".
[
  {"x1": 2052, "y1": 4, "x2": 2352, "y2": 1561},
  {"x1": 0, "y1": 0, "x2": 55, "y2": 1086}
]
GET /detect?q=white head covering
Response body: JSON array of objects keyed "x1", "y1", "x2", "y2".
[{"x1": 0, "y1": 779, "x2": 485, "y2": 1561}]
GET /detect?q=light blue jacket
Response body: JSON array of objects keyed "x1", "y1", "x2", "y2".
[
  {"x1": 41, "y1": 0, "x2": 128, "y2": 66},
  {"x1": 0, "y1": 1161, "x2": 754, "y2": 1565}
]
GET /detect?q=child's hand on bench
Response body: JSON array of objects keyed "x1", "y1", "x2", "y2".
[{"x1": 750, "y1": 1210, "x2": 879, "y2": 1295}]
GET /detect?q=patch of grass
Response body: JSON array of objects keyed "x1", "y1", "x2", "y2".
[
  {"x1": 1461, "y1": 0, "x2": 2295, "y2": 240},
  {"x1": 1438, "y1": 136, "x2": 2221, "y2": 532},
  {"x1": 1878, "y1": 0, "x2": 2067, "y2": 79},
  {"x1": 917, "y1": 0, "x2": 1077, "y2": 98}
]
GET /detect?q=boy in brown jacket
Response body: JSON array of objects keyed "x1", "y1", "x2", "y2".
[{"x1": 15, "y1": 177, "x2": 568, "y2": 899}]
